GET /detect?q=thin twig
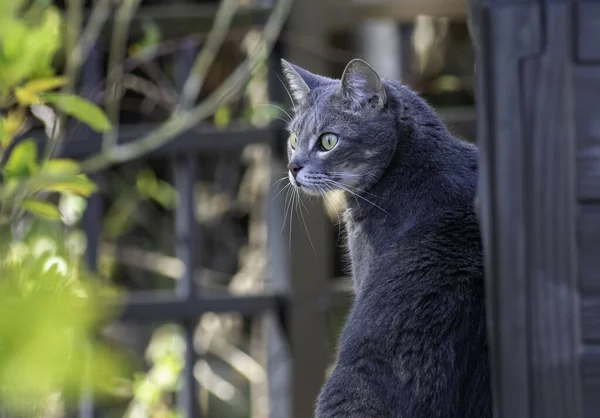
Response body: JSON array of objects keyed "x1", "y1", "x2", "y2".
[
  {"x1": 80, "y1": 0, "x2": 294, "y2": 173},
  {"x1": 43, "y1": 0, "x2": 112, "y2": 163},
  {"x1": 177, "y1": 0, "x2": 239, "y2": 110},
  {"x1": 103, "y1": 0, "x2": 143, "y2": 152},
  {"x1": 69, "y1": 0, "x2": 113, "y2": 76}
]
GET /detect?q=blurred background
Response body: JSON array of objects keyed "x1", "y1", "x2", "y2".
[{"x1": 0, "y1": 0, "x2": 477, "y2": 417}]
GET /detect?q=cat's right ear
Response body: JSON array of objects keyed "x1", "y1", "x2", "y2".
[{"x1": 280, "y1": 59, "x2": 313, "y2": 107}]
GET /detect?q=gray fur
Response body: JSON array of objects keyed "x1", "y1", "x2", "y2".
[{"x1": 281, "y1": 59, "x2": 492, "y2": 418}]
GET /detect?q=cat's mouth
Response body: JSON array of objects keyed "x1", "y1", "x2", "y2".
[{"x1": 288, "y1": 172, "x2": 323, "y2": 196}]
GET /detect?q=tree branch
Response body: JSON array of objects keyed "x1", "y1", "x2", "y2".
[
  {"x1": 80, "y1": 0, "x2": 293, "y2": 173},
  {"x1": 177, "y1": 0, "x2": 239, "y2": 110}
]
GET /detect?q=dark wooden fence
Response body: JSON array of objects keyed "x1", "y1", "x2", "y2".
[{"x1": 470, "y1": 0, "x2": 597, "y2": 417}]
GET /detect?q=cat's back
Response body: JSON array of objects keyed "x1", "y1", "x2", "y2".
[{"x1": 332, "y1": 205, "x2": 489, "y2": 418}]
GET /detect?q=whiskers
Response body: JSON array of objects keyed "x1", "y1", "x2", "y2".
[
  {"x1": 321, "y1": 178, "x2": 393, "y2": 219},
  {"x1": 251, "y1": 70, "x2": 297, "y2": 127},
  {"x1": 252, "y1": 103, "x2": 293, "y2": 125},
  {"x1": 271, "y1": 167, "x2": 391, "y2": 256},
  {"x1": 272, "y1": 173, "x2": 316, "y2": 254}
]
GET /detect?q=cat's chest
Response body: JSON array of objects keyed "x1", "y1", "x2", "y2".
[{"x1": 344, "y1": 217, "x2": 377, "y2": 290}]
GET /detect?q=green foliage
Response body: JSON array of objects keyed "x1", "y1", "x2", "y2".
[
  {"x1": 0, "y1": 0, "x2": 126, "y2": 414},
  {"x1": 43, "y1": 93, "x2": 111, "y2": 133},
  {"x1": 0, "y1": 225, "x2": 128, "y2": 413},
  {"x1": 129, "y1": 20, "x2": 162, "y2": 59},
  {"x1": 126, "y1": 325, "x2": 184, "y2": 418},
  {"x1": 4, "y1": 138, "x2": 37, "y2": 178},
  {"x1": 136, "y1": 167, "x2": 178, "y2": 209},
  {"x1": 0, "y1": 6, "x2": 62, "y2": 98},
  {"x1": 20, "y1": 198, "x2": 61, "y2": 220},
  {"x1": 213, "y1": 105, "x2": 232, "y2": 129}
]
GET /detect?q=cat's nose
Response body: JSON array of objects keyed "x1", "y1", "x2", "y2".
[{"x1": 287, "y1": 161, "x2": 303, "y2": 178}]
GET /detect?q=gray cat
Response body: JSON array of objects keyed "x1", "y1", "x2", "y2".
[{"x1": 281, "y1": 58, "x2": 492, "y2": 418}]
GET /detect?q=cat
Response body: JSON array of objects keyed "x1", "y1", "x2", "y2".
[{"x1": 280, "y1": 58, "x2": 492, "y2": 418}]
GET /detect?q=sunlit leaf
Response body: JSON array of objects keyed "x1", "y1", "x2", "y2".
[
  {"x1": 42, "y1": 94, "x2": 112, "y2": 132},
  {"x1": 20, "y1": 199, "x2": 61, "y2": 220},
  {"x1": 41, "y1": 159, "x2": 81, "y2": 176},
  {"x1": 15, "y1": 87, "x2": 42, "y2": 105},
  {"x1": 4, "y1": 139, "x2": 38, "y2": 178},
  {"x1": 21, "y1": 76, "x2": 68, "y2": 93},
  {"x1": 29, "y1": 174, "x2": 97, "y2": 197},
  {"x1": 0, "y1": 108, "x2": 26, "y2": 148}
]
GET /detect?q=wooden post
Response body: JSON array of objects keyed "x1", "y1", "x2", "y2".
[{"x1": 472, "y1": 0, "x2": 583, "y2": 417}]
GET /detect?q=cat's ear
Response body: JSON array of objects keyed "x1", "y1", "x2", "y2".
[
  {"x1": 340, "y1": 59, "x2": 386, "y2": 109},
  {"x1": 280, "y1": 59, "x2": 322, "y2": 107}
]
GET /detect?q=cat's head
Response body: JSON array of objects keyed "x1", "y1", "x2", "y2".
[{"x1": 281, "y1": 59, "x2": 398, "y2": 196}]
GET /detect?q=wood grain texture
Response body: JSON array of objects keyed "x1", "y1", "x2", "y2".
[
  {"x1": 577, "y1": 149, "x2": 600, "y2": 201},
  {"x1": 525, "y1": 7, "x2": 581, "y2": 417},
  {"x1": 475, "y1": 4, "x2": 540, "y2": 418},
  {"x1": 473, "y1": 0, "x2": 583, "y2": 417},
  {"x1": 579, "y1": 205, "x2": 600, "y2": 295},
  {"x1": 582, "y1": 346, "x2": 600, "y2": 418},
  {"x1": 576, "y1": 3, "x2": 600, "y2": 63}
]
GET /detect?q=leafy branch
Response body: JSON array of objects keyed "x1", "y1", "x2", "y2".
[{"x1": 0, "y1": 0, "x2": 293, "y2": 413}]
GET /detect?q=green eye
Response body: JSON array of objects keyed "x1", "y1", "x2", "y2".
[
  {"x1": 319, "y1": 133, "x2": 338, "y2": 151},
  {"x1": 289, "y1": 133, "x2": 298, "y2": 149}
]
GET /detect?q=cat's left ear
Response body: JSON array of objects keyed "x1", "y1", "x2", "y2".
[{"x1": 340, "y1": 59, "x2": 386, "y2": 109}]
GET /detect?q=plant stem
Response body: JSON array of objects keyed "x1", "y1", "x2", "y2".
[
  {"x1": 177, "y1": 0, "x2": 239, "y2": 110},
  {"x1": 103, "y1": 0, "x2": 143, "y2": 152},
  {"x1": 44, "y1": 0, "x2": 112, "y2": 163}
]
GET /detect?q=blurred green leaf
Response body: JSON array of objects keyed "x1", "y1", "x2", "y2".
[
  {"x1": 4, "y1": 139, "x2": 38, "y2": 178},
  {"x1": 29, "y1": 173, "x2": 97, "y2": 197},
  {"x1": 136, "y1": 167, "x2": 158, "y2": 197},
  {"x1": 0, "y1": 228, "x2": 128, "y2": 413},
  {"x1": 0, "y1": 0, "x2": 27, "y2": 22},
  {"x1": 20, "y1": 199, "x2": 61, "y2": 220},
  {"x1": 0, "y1": 108, "x2": 27, "y2": 149},
  {"x1": 0, "y1": 7, "x2": 62, "y2": 92},
  {"x1": 15, "y1": 76, "x2": 68, "y2": 106},
  {"x1": 214, "y1": 105, "x2": 231, "y2": 129},
  {"x1": 14, "y1": 86, "x2": 42, "y2": 105},
  {"x1": 136, "y1": 168, "x2": 177, "y2": 209},
  {"x1": 41, "y1": 159, "x2": 81, "y2": 176},
  {"x1": 129, "y1": 20, "x2": 162, "y2": 58},
  {"x1": 22, "y1": 76, "x2": 68, "y2": 93},
  {"x1": 43, "y1": 94, "x2": 112, "y2": 133}
]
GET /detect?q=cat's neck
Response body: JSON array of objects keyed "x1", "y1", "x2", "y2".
[{"x1": 343, "y1": 124, "x2": 478, "y2": 236}]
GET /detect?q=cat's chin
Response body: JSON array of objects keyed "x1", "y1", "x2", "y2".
[
  {"x1": 297, "y1": 186, "x2": 322, "y2": 196},
  {"x1": 289, "y1": 178, "x2": 322, "y2": 196}
]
